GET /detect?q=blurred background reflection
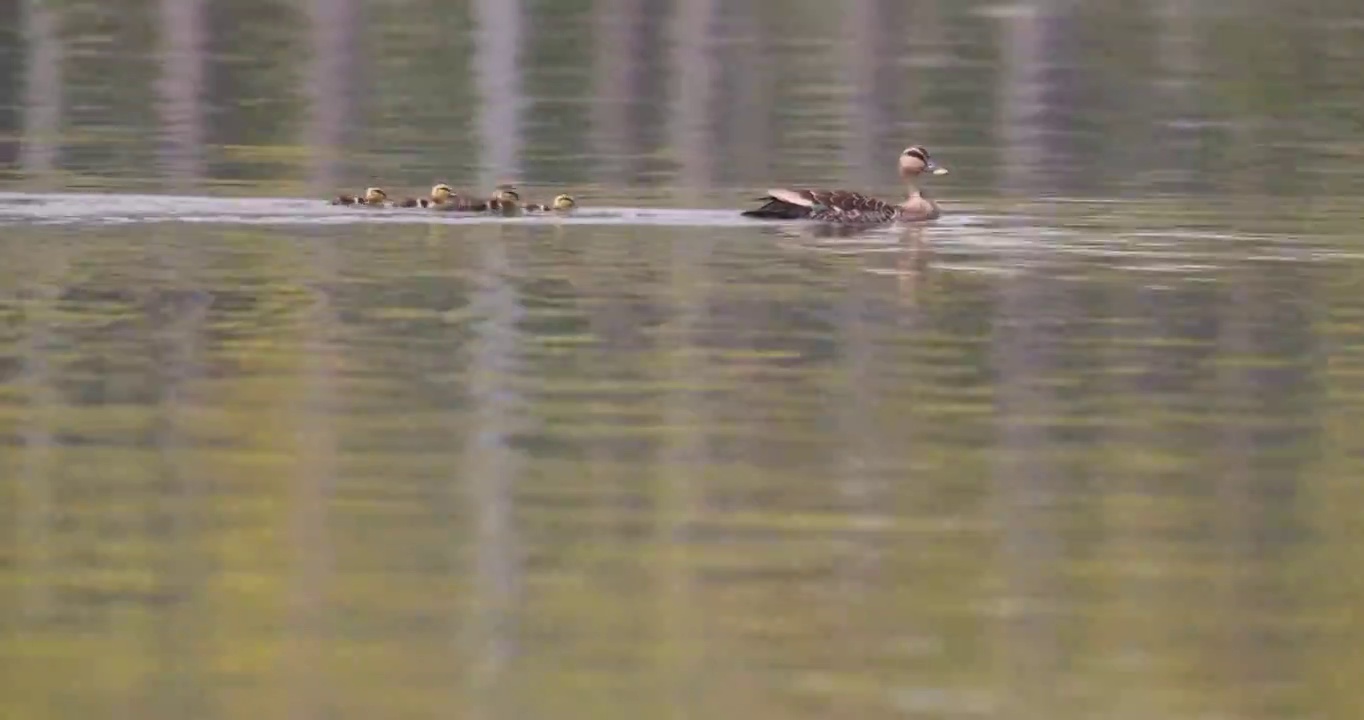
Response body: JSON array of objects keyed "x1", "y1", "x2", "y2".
[{"x1": 2, "y1": 2, "x2": 1363, "y2": 719}]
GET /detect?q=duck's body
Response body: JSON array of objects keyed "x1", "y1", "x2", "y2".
[
  {"x1": 742, "y1": 145, "x2": 948, "y2": 224},
  {"x1": 525, "y1": 194, "x2": 577, "y2": 213},
  {"x1": 429, "y1": 194, "x2": 491, "y2": 212},
  {"x1": 331, "y1": 187, "x2": 389, "y2": 207},
  {"x1": 743, "y1": 188, "x2": 941, "y2": 223}
]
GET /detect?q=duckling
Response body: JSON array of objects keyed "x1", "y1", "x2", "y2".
[
  {"x1": 487, "y1": 184, "x2": 522, "y2": 216},
  {"x1": 396, "y1": 183, "x2": 457, "y2": 208},
  {"x1": 742, "y1": 145, "x2": 949, "y2": 224},
  {"x1": 331, "y1": 187, "x2": 389, "y2": 206},
  {"x1": 525, "y1": 194, "x2": 577, "y2": 213},
  {"x1": 429, "y1": 190, "x2": 490, "y2": 212}
]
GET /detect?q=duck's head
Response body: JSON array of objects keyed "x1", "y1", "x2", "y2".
[
  {"x1": 363, "y1": 187, "x2": 388, "y2": 203},
  {"x1": 431, "y1": 183, "x2": 455, "y2": 202},
  {"x1": 899, "y1": 146, "x2": 948, "y2": 179},
  {"x1": 552, "y1": 194, "x2": 576, "y2": 211}
]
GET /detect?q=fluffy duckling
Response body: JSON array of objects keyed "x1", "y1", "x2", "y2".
[
  {"x1": 525, "y1": 194, "x2": 577, "y2": 213},
  {"x1": 396, "y1": 183, "x2": 457, "y2": 208},
  {"x1": 491, "y1": 189, "x2": 522, "y2": 216},
  {"x1": 486, "y1": 184, "x2": 522, "y2": 216},
  {"x1": 331, "y1": 187, "x2": 389, "y2": 206},
  {"x1": 429, "y1": 190, "x2": 490, "y2": 212}
]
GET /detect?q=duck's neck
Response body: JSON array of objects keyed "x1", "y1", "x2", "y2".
[
  {"x1": 899, "y1": 179, "x2": 922, "y2": 207},
  {"x1": 898, "y1": 179, "x2": 939, "y2": 219}
]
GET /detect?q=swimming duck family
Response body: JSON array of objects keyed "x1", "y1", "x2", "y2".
[
  {"x1": 742, "y1": 145, "x2": 949, "y2": 224},
  {"x1": 329, "y1": 148, "x2": 947, "y2": 223}
]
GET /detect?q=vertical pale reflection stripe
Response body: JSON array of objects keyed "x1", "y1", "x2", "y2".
[
  {"x1": 658, "y1": 0, "x2": 718, "y2": 693},
  {"x1": 666, "y1": 0, "x2": 717, "y2": 194},
  {"x1": 284, "y1": 241, "x2": 340, "y2": 720},
  {"x1": 837, "y1": 1, "x2": 904, "y2": 616},
  {"x1": 656, "y1": 236, "x2": 711, "y2": 718},
  {"x1": 20, "y1": 0, "x2": 62, "y2": 177},
  {"x1": 995, "y1": 1, "x2": 1047, "y2": 195},
  {"x1": 156, "y1": 0, "x2": 206, "y2": 183},
  {"x1": 1092, "y1": 293, "x2": 1163, "y2": 718},
  {"x1": 591, "y1": 0, "x2": 638, "y2": 183},
  {"x1": 991, "y1": 3, "x2": 1066, "y2": 719},
  {"x1": 465, "y1": 5, "x2": 528, "y2": 705},
  {"x1": 833, "y1": 278, "x2": 888, "y2": 596},
  {"x1": 1154, "y1": 0, "x2": 1200, "y2": 190},
  {"x1": 1156, "y1": 0, "x2": 1198, "y2": 84},
  {"x1": 462, "y1": 232, "x2": 525, "y2": 720},
  {"x1": 829, "y1": 0, "x2": 894, "y2": 589},
  {"x1": 16, "y1": 252, "x2": 68, "y2": 622},
  {"x1": 1213, "y1": 282, "x2": 1288, "y2": 718},
  {"x1": 145, "y1": 241, "x2": 212, "y2": 718},
  {"x1": 472, "y1": 0, "x2": 523, "y2": 189},
  {"x1": 305, "y1": 0, "x2": 358, "y2": 190},
  {"x1": 1085, "y1": 5, "x2": 1203, "y2": 711},
  {"x1": 840, "y1": 0, "x2": 880, "y2": 186},
  {"x1": 728, "y1": 7, "x2": 772, "y2": 186}
]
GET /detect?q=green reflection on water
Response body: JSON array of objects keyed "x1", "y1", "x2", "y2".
[
  {"x1": 5, "y1": 0, "x2": 1364, "y2": 716},
  {"x1": 0, "y1": 207, "x2": 1360, "y2": 720}
]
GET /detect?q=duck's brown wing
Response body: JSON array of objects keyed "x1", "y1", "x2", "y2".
[
  {"x1": 741, "y1": 188, "x2": 896, "y2": 222},
  {"x1": 806, "y1": 190, "x2": 899, "y2": 223},
  {"x1": 331, "y1": 194, "x2": 358, "y2": 205}
]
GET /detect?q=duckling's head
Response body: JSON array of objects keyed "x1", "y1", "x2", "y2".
[
  {"x1": 490, "y1": 183, "x2": 519, "y2": 202},
  {"x1": 363, "y1": 187, "x2": 388, "y2": 203},
  {"x1": 899, "y1": 146, "x2": 948, "y2": 178},
  {"x1": 552, "y1": 194, "x2": 576, "y2": 211},
  {"x1": 431, "y1": 183, "x2": 455, "y2": 202}
]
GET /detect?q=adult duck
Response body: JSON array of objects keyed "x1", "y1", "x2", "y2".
[{"x1": 742, "y1": 145, "x2": 949, "y2": 223}]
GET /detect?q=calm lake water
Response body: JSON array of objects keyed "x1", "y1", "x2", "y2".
[{"x1": 3, "y1": 2, "x2": 1364, "y2": 720}]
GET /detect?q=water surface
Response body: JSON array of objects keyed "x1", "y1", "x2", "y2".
[{"x1": 4, "y1": 2, "x2": 1364, "y2": 720}]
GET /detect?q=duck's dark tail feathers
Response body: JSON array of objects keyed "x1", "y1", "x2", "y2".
[{"x1": 741, "y1": 197, "x2": 811, "y2": 220}]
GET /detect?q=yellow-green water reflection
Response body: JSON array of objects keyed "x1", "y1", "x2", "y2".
[{"x1": 1, "y1": 209, "x2": 1362, "y2": 720}]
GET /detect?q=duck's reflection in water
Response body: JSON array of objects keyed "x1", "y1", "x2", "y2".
[
  {"x1": 892, "y1": 226, "x2": 932, "y2": 304},
  {"x1": 767, "y1": 222, "x2": 935, "y2": 306}
]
